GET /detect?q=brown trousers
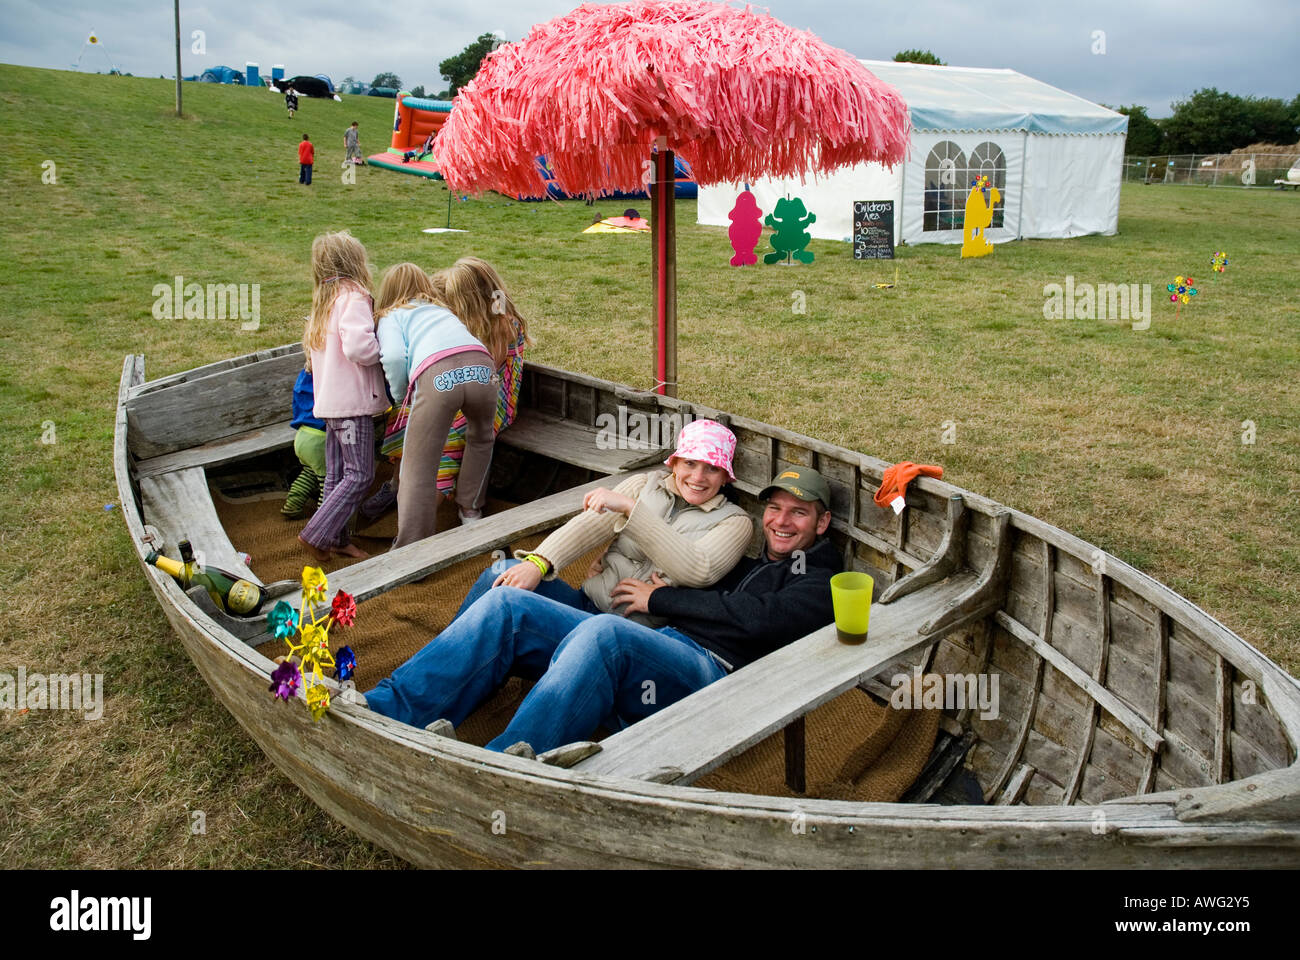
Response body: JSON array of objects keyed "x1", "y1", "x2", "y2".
[{"x1": 394, "y1": 351, "x2": 497, "y2": 548}]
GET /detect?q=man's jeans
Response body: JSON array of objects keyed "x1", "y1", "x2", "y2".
[{"x1": 364, "y1": 564, "x2": 727, "y2": 754}]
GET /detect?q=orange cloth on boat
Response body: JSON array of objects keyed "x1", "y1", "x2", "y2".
[{"x1": 873, "y1": 462, "x2": 943, "y2": 509}]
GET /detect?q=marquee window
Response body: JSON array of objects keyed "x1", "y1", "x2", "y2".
[
  {"x1": 969, "y1": 141, "x2": 1007, "y2": 229},
  {"x1": 923, "y1": 141, "x2": 967, "y2": 232}
]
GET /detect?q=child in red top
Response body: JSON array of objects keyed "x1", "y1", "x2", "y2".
[{"x1": 298, "y1": 133, "x2": 314, "y2": 185}]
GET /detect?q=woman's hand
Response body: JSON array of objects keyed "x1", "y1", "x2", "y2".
[
  {"x1": 493, "y1": 560, "x2": 544, "y2": 591},
  {"x1": 583, "y1": 488, "x2": 636, "y2": 516}
]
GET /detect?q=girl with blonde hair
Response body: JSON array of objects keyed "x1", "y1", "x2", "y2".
[
  {"x1": 298, "y1": 230, "x2": 387, "y2": 561},
  {"x1": 431, "y1": 257, "x2": 531, "y2": 499},
  {"x1": 374, "y1": 262, "x2": 498, "y2": 545}
]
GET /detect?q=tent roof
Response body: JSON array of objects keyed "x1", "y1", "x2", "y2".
[{"x1": 858, "y1": 59, "x2": 1128, "y2": 135}]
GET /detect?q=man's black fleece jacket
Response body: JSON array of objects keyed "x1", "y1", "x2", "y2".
[{"x1": 647, "y1": 537, "x2": 841, "y2": 670}]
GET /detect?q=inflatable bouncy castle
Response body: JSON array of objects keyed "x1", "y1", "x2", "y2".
[{"x1": 365, "y1": 93, "x2": 453, "y2": 179}]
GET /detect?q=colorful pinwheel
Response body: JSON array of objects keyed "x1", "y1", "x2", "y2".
[
  {"x1": 335, "y1": 646, "x2": 357, "y2": 682},
  {"x1": 1210, "y1": 251, "x2": 1228, "y2": 274},
  {"x1": 1166, "y1": 276, "x2": 1198, "y2": 318},
  {"x1": 269, "y1": 568, "x2": 360, "y2": 720},
  {"x1": 269, "y1": 660, "x2": 301, "y2": 701}
]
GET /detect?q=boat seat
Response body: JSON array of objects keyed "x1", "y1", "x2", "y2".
[
  {"x1": 135, "y1": 407, "x2": 663, "y2": 482},
  {"x1": 140, "y1": 467, "x2": 259, "y2": 584},
  {"x1": 497, "y1": 408, "x2": 669, "y2": 475},
  {"x1": 135, "y1": 421, "x2": 297, "y2": 479},
  {"x1": 573, "y1": 571, "x2": 992, "y2": 786}
]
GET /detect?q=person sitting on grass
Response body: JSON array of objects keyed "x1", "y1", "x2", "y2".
[{"x1": 357, "y1": 464, "x2": 839, "y2": 760}]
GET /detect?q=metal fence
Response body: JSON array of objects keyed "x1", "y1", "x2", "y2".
[{"x1": 1123, "y1": 153, "x2": 1300, "y2": 187}]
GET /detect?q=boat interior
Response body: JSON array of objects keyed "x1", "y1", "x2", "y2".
[{"x1": 121, "y1": 345, "x2": 1299, "y2": 810}]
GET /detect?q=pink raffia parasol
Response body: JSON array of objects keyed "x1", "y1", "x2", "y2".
[{"x1": 433, "y1": 0, "x2": 910, "y2": 394}]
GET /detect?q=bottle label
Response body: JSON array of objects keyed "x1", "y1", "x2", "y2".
[{"x1": 226, "y1": 579, "x2": 263, "y2": 615}]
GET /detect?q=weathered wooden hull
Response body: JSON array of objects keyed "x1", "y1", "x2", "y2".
[{"x1": 115, "y1": 351, "x2": 1300, "y2": 868}]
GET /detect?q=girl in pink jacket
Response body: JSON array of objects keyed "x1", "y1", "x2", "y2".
[{"x1": 297, "y1": 230, "x2": 388, "y2": 561}]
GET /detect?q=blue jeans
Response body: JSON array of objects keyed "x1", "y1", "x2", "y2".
[
  {"x1": 299, "y1": 163, "x2": 312, "y2": 184},
  {"x1": 364, "y1": 576, "x2": 727, "y2": 754},
  {"x1": 451, "y1": 557, "x2": 597, "y2": 622}
]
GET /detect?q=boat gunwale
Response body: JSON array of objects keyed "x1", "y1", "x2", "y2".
[{"x1": 115, "y1": 352, "x2": 1300, "y2": 857}]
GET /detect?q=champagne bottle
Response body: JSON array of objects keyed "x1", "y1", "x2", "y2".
[{"x1": 145, "y1": 546, "x2": 266, "y2": 617}]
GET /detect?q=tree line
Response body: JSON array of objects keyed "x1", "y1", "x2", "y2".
[{"x1": 1115, "y1": 91, "x2": 1300, "y2": 156}]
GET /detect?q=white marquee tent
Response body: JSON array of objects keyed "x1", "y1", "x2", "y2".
[{"x1": 697, "y1": 59, "x2": 1129, "y2": 247}]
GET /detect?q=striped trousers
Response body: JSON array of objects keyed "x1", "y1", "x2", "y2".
[{"x1": 299, "y1": 415, "x2": 375, "y2": 551}]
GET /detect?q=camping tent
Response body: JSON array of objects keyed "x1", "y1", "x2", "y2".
[{"x1": 697, "y1": 59, "x2": 1128, "y2": 246}]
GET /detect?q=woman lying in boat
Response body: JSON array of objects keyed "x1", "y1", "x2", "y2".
[
  {"x1": 449, "y1": 418, "x2": 754, "y2": 627},
  {"x1": 357, "y1": 465, "x2": 839, "y2": 757}
]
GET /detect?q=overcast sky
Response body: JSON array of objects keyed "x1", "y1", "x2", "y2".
[{"x1": 2, "y1": 0, "x2": 1296, "y2": 116}]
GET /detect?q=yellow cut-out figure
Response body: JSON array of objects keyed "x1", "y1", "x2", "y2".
[{"x1": 960, "y1": 179, "x2": 1001, "y2": 258}]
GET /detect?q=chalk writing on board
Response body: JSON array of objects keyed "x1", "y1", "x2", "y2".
[{"x1": 853, "y1": 200, "x2": 894, "y2": 260}]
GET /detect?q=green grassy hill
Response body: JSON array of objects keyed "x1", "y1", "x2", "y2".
[{"x1": 1, "y1": 64, "x2": 1297, "y2": 867}]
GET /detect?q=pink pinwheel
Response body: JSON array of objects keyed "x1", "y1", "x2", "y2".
[{"x1": 433, "y1": 0, "x2": 910, "y2": 396}]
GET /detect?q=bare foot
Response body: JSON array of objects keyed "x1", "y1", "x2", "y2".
[
  {"x1": 332, "y1": 542, "x2": 370, "y2": 560},
  {"x1": 299, "y1": 535, "x2": 333, "y2": 563}
]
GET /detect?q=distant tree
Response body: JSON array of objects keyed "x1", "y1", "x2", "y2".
[
  {"x1": 1240, "y1": 95, "x2": 1298, "y2": 145},
  {"x1": 372, "y1": 71, "x2": 402, "y2": 90},
  {"x1": 410, "y1": 84, "x2": 426, "y2": 98},
  {"x1": 439, "y1": 33, "x2": 500, "y2": 98},
  {"x1": 1162, "y1": 88, "x2": 1256, "y2": 153},
  {"x1": 893, "y1": 49, "x2": 944, "y2": 66},
  {"x1": 1112, "y1": 105, "x2": 1164, "y2": 155},
  {"x1": 341, "y1": 75, "x2": 355, "y2": 87}
]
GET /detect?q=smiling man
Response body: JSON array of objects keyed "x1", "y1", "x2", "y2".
[{"x1": 361, "y1": 467, "x2": 841, "y2": 757}]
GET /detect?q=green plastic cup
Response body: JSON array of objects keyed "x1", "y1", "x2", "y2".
[{"x1": 830, "y1": 572, "x2": 874, "y2": 644}]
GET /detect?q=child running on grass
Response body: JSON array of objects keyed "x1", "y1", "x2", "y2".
[{"x1": 297, "y1": 230, "x2": 387, "y2": 561}]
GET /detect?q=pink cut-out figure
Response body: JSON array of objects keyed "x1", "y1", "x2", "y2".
[{"x1": 728, "y1": 190, "x2": 763, "y2": 266}]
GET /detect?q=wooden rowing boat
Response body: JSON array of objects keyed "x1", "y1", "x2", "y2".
[{"x1": 115, "y1": 345, "x2": 1300, "y2": 867}]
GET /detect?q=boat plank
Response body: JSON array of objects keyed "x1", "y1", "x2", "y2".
[
  {"x1": 1214, "y1": 656, "x2": 1232, "y2": 784},
  {"x1": 1164, "y1": 677, "x2": 1218, "y2": 761},
  {"x1": 140, "y1": 468, "x2": 258, "y2": 583},
  {"x1": 1079, "y1": 763, "x2": 1132, "y2": 805},
  {"x1": 1233, "y1": 680, "x2": 1294, "y2": 767},
  {"x1": 997, "y1": 763, "x2": 1036, "y2": 805},
  {"x1": 125, "y1": 350, "x2": 303, "y2": 458},
  {"x1": 1138, "y1": 613, "x2": 1169, "y2": 793},
  {"x1": 1086, "y1": 723, "x2": 1145, "y2": 796},
  {"x1": 994, "y1": 611, "x2": 1162, "y2": 753},
  {"x1": 325, "y1": 472, "x2": 645, "y2": 603},
  {"x1": 135, "y1": 421, "x2": 297, "y2": 479},
  {"x1": 575, "y1": 572, "x2": 983, "y2": 784},
  {"x1": 497, "y1": 408, "x2": 663, "y2": 474}
]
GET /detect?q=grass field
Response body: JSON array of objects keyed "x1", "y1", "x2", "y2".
[{"x1": 1, "y1": 64, "x2": 1297, "y2": 868}]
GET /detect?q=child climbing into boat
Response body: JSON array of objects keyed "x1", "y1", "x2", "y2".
[
  {"x1": 297, "y1": 230, "x2": 387, "y2": 562},
  {"x1": 373, "y1": 262, "x2": 498, "y2": 547},
  {"x1": 364, "y1": 257, "x2": 530, "y2": 521},
  {"x1": 281, "y1": 359, "x2": 326, "y2": 518}
]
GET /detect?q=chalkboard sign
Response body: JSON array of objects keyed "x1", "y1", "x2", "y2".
[{"x1": 853, "y1": 200, "x2": 894, "y2": 260}]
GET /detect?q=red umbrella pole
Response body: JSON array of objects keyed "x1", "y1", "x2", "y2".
[{"x1": 651, "y1": 142, "x2": 677, "y2": 397}]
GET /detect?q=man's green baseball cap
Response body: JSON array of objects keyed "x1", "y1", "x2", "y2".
[{"x1": 760, "y1": 466, "x2": 831, "y2": 509}]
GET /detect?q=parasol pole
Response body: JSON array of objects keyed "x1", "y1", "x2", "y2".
[
  {"x1": 651, "y1": 136, "x2": 678, "y2": 397},
  {"x1": 173, "y1": 1, "x2": 182, "y2": 116}
]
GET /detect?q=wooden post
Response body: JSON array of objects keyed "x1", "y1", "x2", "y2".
[
  {"x1": 650, "y1": 139, "x2": 677, "y2": 397},
  {"x1": 173, "y1": 0, "x2": 182, "y2": 117}
]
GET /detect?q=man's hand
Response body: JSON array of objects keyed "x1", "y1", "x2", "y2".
[
  {"x1": 583, "y1": 487, "x2": 635, "y2": 517},
  {"x1": 586, "y1": 552, "x2": 605, "y2": 579},
  {"x1": 493, "y1": 560, "x2": 544, "y2": 591},
  {"x1": 610, "y1": 573, "x2": 666, "y2": 616}
]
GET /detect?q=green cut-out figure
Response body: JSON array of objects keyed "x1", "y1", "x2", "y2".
[{"x1": 764, "y1": 196, "x2": 816, "y2": 264}]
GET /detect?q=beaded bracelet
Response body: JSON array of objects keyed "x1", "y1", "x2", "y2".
[{"x1": 523, "y1": 554, "x2": 549, "y2": 576}]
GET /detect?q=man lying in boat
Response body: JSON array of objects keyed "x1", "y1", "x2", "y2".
[{"x1": 356, "y1": 466, "x2": 839, "y2": 758}]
